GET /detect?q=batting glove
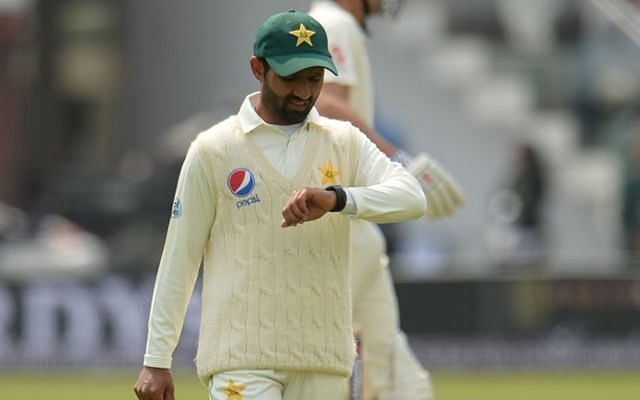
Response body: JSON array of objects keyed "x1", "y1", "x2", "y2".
[{"x1": 404, "y1": 152, "x2": 465, "y2": 220}]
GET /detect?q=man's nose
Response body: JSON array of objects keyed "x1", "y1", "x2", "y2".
[{"x1": 293, "y1": 80, "x2": 312, "y2": 99}]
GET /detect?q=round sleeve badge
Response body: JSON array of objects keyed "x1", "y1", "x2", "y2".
[{"x1": 171, "y1": 198, "x2": 182, "y2": 218}]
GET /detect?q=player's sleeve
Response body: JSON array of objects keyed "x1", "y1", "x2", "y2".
[
  {"x1": 348, "y1": 129, "x2": 426, "y2": 223},
  {"x1": 323, "y1": 20, "x2": 358, "y2": 87},
  {"x1": 143, "y1": 145, "x2": 215, "y2": 369}
]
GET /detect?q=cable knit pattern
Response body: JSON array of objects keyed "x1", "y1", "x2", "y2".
[{"x1": 191, "y1": 116, "x2": 359, "y2": 383}]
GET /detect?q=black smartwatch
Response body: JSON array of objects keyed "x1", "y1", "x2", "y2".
[{"x1": 325, "y1": 185, "x2": 347, "y2": 212}]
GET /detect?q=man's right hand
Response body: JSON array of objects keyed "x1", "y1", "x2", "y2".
[
  {"x1": 280, "y1": 187, "x2": 335, "y2": 227},
  {"x1": 133, "y1": 366, "x2": 175, "y2": 400}
]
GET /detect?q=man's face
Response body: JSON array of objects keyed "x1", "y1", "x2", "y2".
[{"x1": 260, "y1": 65, "x2": 325, "y2": 125}]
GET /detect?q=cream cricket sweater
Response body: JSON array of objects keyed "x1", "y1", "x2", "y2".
[{"x1": 195, "y1": 116, "x2": 357, "y2": 382}]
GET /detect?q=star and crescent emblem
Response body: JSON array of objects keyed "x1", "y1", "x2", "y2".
[
  {"x1": 289, "y1": 23, "x2": 315, "y2": 47},
  {"x1": 222, "y1": 379, "x2": 246, "y2": 400},
  {"x1": 318, "y1": 160, "x2": 340, "y2": 185}
]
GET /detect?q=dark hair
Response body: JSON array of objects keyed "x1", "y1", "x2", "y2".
[{"x1": 257, "y1": 57, "x2": 271, "y2": 73}]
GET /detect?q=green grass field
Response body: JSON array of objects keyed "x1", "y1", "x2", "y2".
[{"x1": 1, "y1": 370, "x2": 639, "y2": 399}]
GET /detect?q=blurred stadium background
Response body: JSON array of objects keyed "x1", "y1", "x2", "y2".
[{"x1": 1, "y1": 0, "x2": 640, "y2": 398}]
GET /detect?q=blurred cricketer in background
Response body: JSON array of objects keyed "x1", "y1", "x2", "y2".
[
  {"x1": 133, "y1": 10, "x2": 426, "y2": 400},
  {"x1": 310, "y1": 1, "x2": 465, "y2": 399}
]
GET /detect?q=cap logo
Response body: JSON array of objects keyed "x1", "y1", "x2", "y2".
[{"x1": 289, "y1": 23, "x2": 315, "y2": 47}]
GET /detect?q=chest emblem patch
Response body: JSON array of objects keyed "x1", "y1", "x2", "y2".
[
  {"x1": 227, "y1": 168, "x2": 256, "y2": 198},
  {"x1": 318, "y1": 160, "x2": 340, "y2": 185}
]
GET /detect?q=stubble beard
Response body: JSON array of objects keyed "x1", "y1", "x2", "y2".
[{"x1": 262, "y1": 85, "x2": 312, "y2": 125}]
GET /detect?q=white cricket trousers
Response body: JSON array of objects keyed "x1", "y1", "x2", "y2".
[
  {"x1": 350, "y1": 220, "x2": 433, "y2": 400},
  {"x1": 209, "y1": 369, "x2": 347, "y2": 400}
]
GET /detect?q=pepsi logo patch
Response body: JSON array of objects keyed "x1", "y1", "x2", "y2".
[{"x1": 227, "y1": 168, "x2": 256, "y2": 198}]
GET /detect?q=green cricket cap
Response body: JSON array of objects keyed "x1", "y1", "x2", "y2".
[{"x1": 253, "y1": 10, "x2": 338, "y2": 77}]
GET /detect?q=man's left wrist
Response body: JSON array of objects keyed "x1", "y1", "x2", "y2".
[{"x1": 325, "y1": 185, "x2": 347, "y2": 212}]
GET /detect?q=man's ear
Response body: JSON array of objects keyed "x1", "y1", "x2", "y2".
[{"x1": 249, "y1": 56, "x2": 264, "y2": 81}]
